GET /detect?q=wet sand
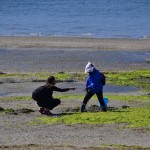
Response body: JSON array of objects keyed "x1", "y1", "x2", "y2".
[
  {"x1": 0, "y1": 48, "x2": 150, "y2": 73},
  {"x1": 0, "y1": 36, "x2": 150, "y2": 50},
  {"x1": 0, "y1": 36, "x2": 150, "y2": 73}
]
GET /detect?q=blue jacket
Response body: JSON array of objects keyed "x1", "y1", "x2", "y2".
[{"x1": 86, "y1": 69, "x2": 103, "y2": 93}]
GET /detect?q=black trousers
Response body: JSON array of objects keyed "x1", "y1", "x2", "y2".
[
  {"x1": 82, "y1": 91, "x2": 105, "y2": 107},
  {"x1": 37, "y1": 98, "x2": 61, "y2": 110}
]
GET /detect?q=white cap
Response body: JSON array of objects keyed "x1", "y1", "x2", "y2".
[{"x1": 85, "y1": 62, "x2": 94, "y2": 73}]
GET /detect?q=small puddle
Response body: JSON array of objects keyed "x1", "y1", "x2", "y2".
[
  {"x1": 0, "y1": 82, "x2": 138, "y2": 97},
  {"x1": 73, "y1": 82, "x2": 138, "y2": 93},
  {"x1": 0, "y1": 92, "x2": 10, "y2": 97},
  {"x1": 104, "y1": 85, "x2": 138, "y2": 93}
]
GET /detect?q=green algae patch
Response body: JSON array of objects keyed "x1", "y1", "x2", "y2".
[
  {"x1": 106, "y1": 94, "x2": 150, "y2": 103},
  {"x1": 0, "y1": 72, "x2": 86, "y2": 82},
  {"x1": 35, "y1": 106, "x2": 150, "y2": 129},
  {"x1": 55, "y1": 94, "x2": 84, "y2": 100},
  {"x1": 106, "y1": 69, "x2": 150, "y2": 90},
  {"x1": 55, "y1": 93, "x2": 150, "y2": 102},
  {"x1": 0, "y1": 96, "x2": 31, "y2": 102},
  {"x1": 0, "y1": 73, "x2": 31, "y2": 78},
  {"x1": 0, "y1": 94, "x2": 149, "y2": 103},
  {"x1": 1, "y1": 70, "x2": 149, "y2": 91}
]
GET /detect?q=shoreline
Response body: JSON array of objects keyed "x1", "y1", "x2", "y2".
[{"x1": 0, "y1": 36, "x2": 150, "y2": 50}]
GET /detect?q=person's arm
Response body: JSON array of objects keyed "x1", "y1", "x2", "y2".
[
  {"x1": 52, "y1": 86, "x2": 76, "y2": 92},
  {"x1": 85, "y1": 77, "x2": 93, "y2": 92},
  {"x1": 86, "y1": 77, "x2": 93, "y2": 89}
]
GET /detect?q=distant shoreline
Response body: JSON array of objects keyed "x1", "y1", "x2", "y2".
[{"x1": 0, "y1": 36, "x2": 150, "y2": 50}]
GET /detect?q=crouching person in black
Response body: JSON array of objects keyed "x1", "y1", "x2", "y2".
[{"x1": 32, "y1": 76, "x2": 75, "y2": 115}]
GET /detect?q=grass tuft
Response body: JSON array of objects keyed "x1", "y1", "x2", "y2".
[{"x1": 35, "y1": 106, "x2": 150, "y2": 129}]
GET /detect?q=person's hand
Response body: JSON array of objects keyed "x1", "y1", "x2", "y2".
[
  {"x1": 85, "y1": 88, "x2": 91, "y2": 93},
  {"x1": 69, "y1": 87, "x2": 76, "y2": 90}
]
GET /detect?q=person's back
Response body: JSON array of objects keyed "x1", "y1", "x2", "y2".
[{"x1": 87, "y1": 69, "x2": 103, "y2": 93}]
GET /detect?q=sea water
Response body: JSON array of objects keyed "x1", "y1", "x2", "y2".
[{"x1": 0, "y1": 0, "x2": 150, "y2": 38}]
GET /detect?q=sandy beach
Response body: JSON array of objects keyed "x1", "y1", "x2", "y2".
[
  {"x1": 0, "y1": 36, "x2": 150, "y2": 150},
  {"x1": 0, "y1": 36, "x2": 150, "y2": 50},
  {"x1": 1, "y1": 0, "x2": 150, "y2": 149}
]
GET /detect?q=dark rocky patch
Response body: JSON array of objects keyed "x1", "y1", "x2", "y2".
[
  {"x1": 60, "y1": 105, "x2": 118, "y2": 113},
  {"x1": 4, "y1": 108, "x2": 35, "y2": 115},
  {"x1": 0, "y1": 107, "x2": 4, "y2": 111}
]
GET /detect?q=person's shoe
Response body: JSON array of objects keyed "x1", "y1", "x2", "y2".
[
  {"x1": 43, "y1": 109, "x2": 53, "y2": 116},
  {"x1": 80, "y1": 105, "x2": 86, "y2": 112},
  {"x1": 39, "y1": 107, "x2": 45, "y2": 114},
  {"x1": 101, "y1": 106, "x2": 107, "y2": 112}
]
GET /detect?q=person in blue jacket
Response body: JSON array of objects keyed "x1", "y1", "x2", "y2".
[{"x1": 81, "y1": 62, "x2": 107, "y2": 112}]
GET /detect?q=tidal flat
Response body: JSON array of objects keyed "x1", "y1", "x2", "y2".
[{"x1": 0, "y1": 36, "x2": 150, "y2": 149}]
